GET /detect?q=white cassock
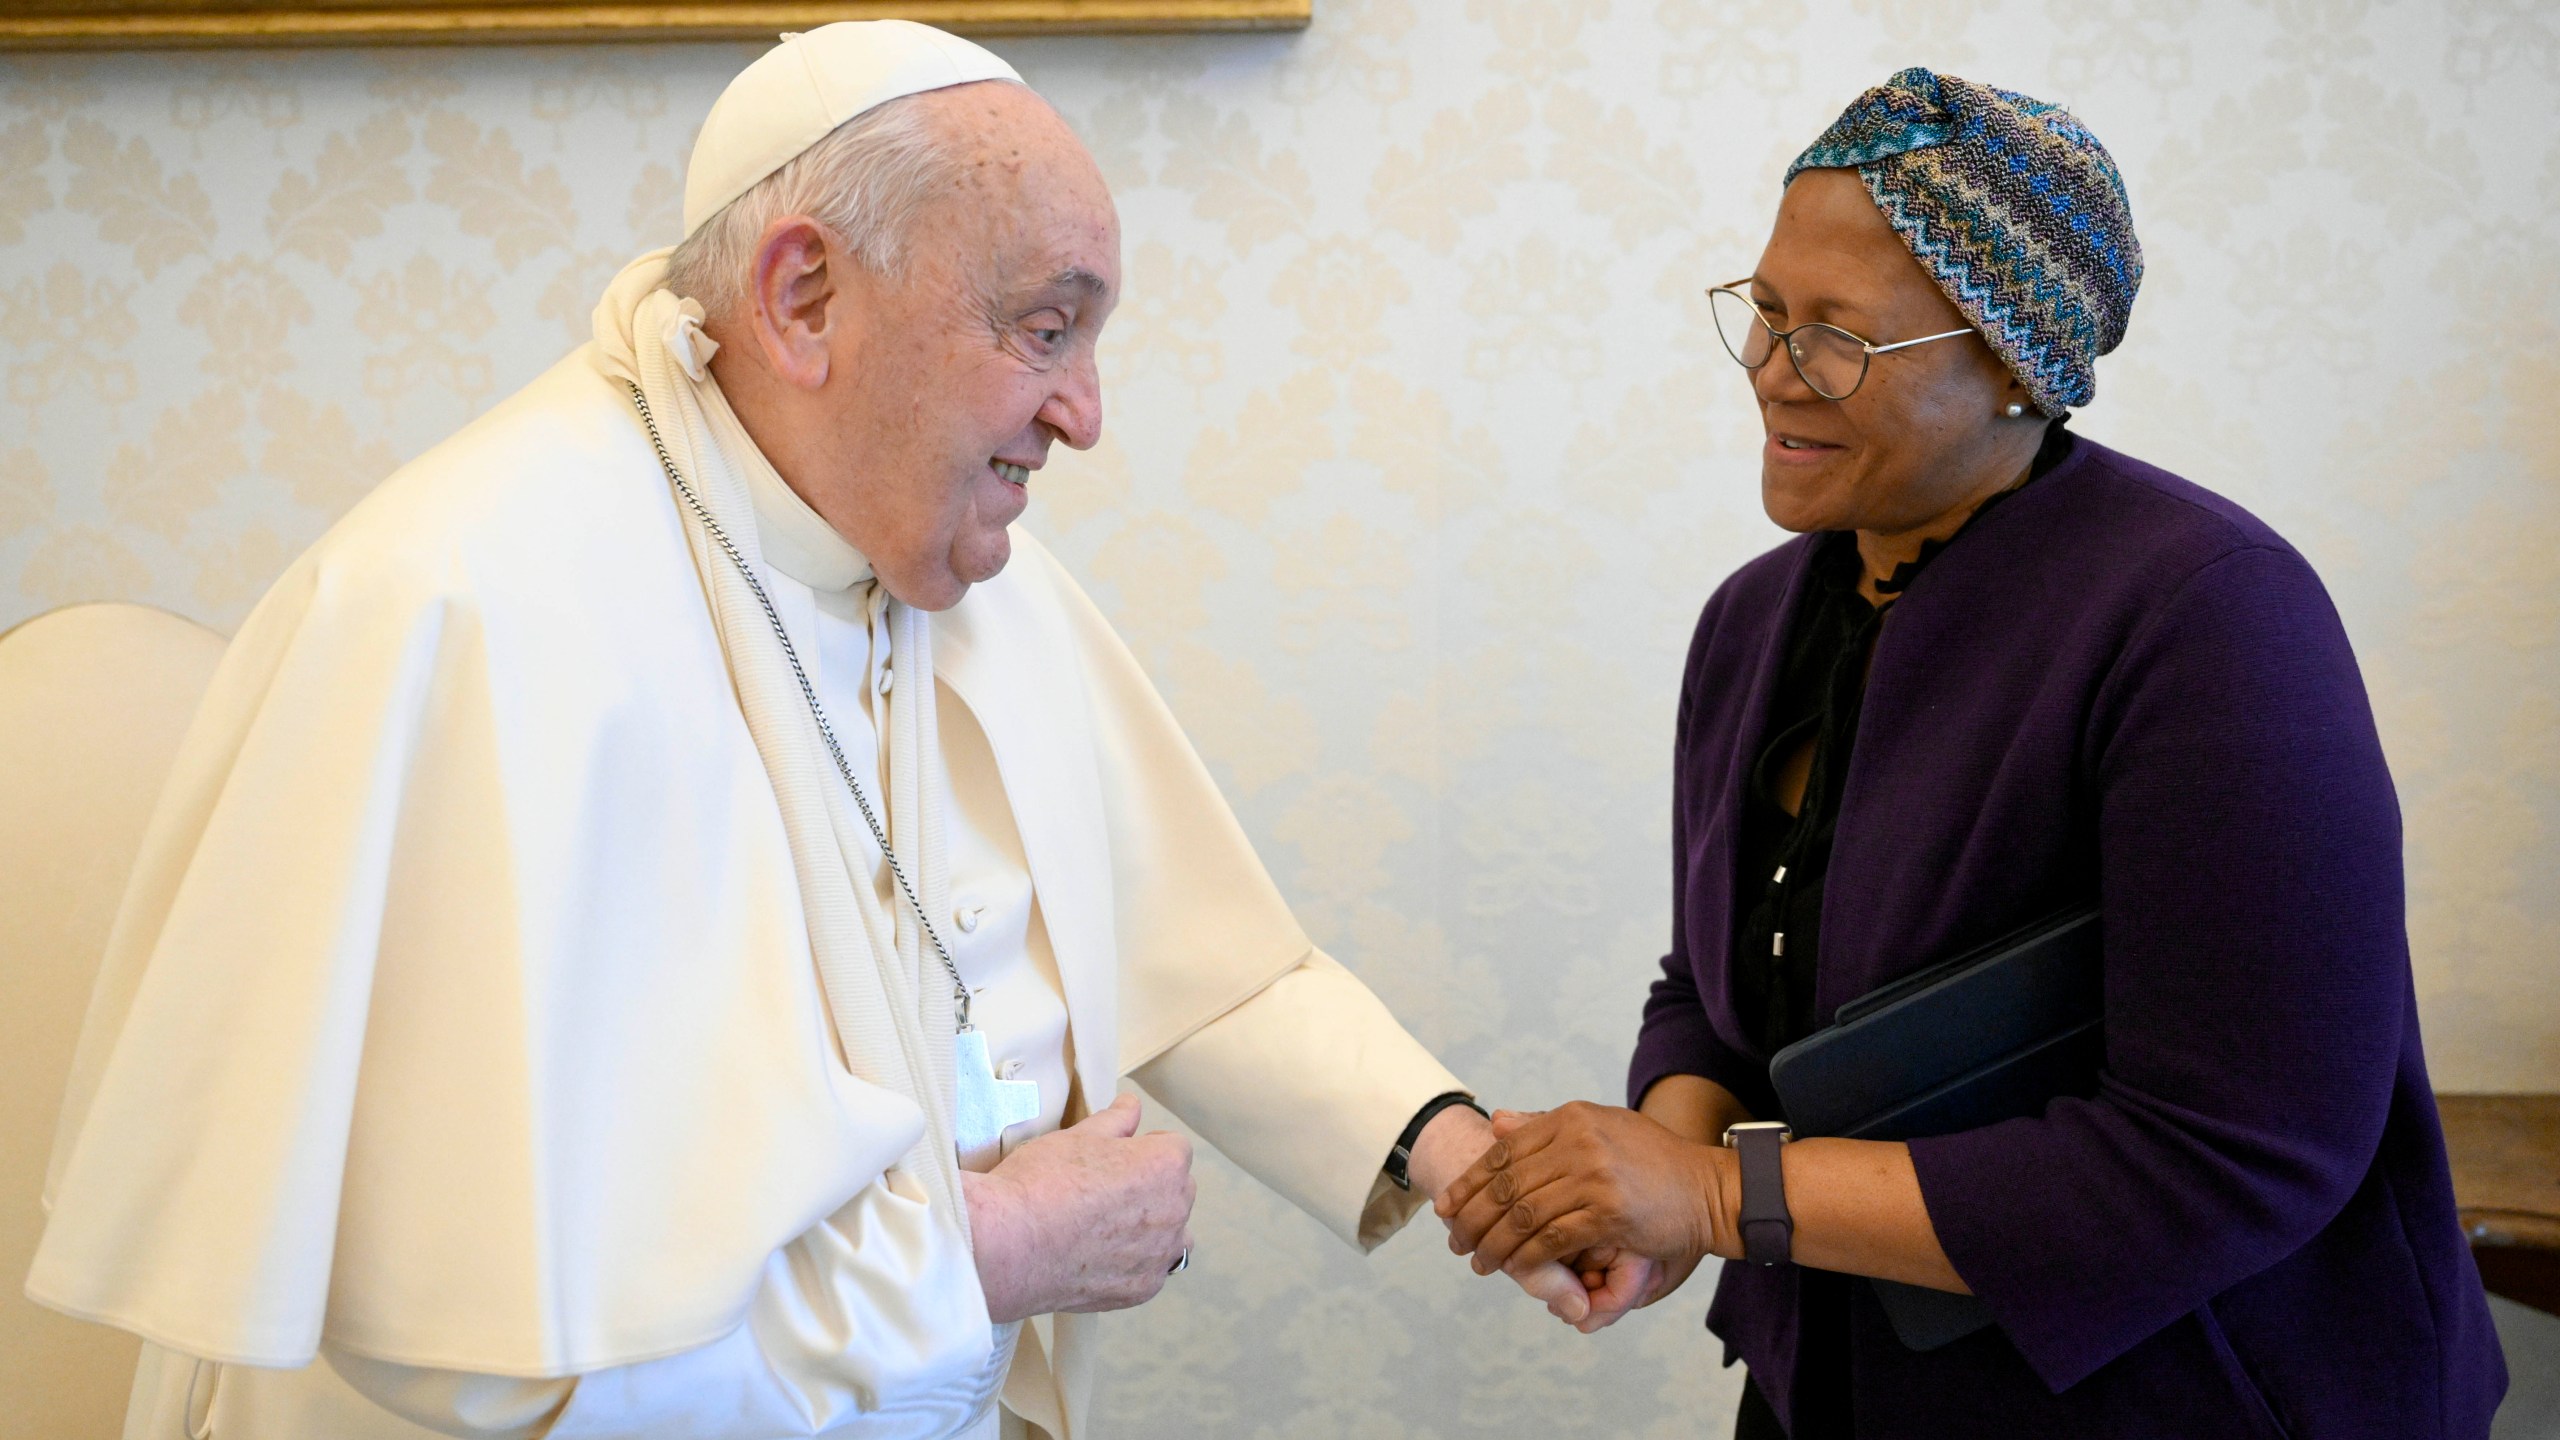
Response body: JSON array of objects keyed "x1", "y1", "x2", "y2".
[{"x1": 25, "y1": 147, "x2": 1468, "y2": 1440}]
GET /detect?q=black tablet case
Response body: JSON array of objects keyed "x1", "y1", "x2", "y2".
[{"x1": 1765, "y1": 906, "x2": 2103, "y2": 1351}]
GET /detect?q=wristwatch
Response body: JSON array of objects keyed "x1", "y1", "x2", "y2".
[
  {"x1": 1722, "y1": 1120, "x2": 1794, "y2": 1266},
  {"x1": 1385, "y1": 1092, "x2": 1490, "y2": 1191}
]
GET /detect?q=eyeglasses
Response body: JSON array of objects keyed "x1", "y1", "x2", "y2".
[{"x1": 1707, "y1": 280, "x2": 1976, "y2": 401}]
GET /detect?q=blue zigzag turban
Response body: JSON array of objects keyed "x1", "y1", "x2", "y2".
[{"x1": 1787, "y1": 67, "x2": 2142, "y2": 415}]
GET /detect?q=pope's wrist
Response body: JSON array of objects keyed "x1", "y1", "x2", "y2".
[
  {"x1": 1407, "y1": 1103, "x2": 1494, "y2": 1201},
  {"x1": 961, "y1": 1170, "x2": 1039, "y2": 1324}
]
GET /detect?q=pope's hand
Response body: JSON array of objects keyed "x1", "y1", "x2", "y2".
[
  {"x1": 1561, "y1": 1245, "x2": 1702, "y2": 1334},
  {"x1": 962, "y1": 1093, "x2": 1195, "y2": 1324},
  {"x1": 1404, "y1": 1103, "x2": 1593, "y2": 1325}
]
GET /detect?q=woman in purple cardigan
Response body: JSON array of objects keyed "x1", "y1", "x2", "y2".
[{"x1": 1438, "y1": 70, "x2": 2508, "y2": 1438}]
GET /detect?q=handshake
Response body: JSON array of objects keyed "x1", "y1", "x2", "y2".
[
  {"x1": 1418, "y1": 1099, "x2": 1748, "y2": 1333},
  {"x1": 965, "y1": 1089, "x2": 1756, "y2": 1330}
]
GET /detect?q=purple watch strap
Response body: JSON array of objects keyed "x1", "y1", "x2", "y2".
[{"x1": 1731, "y1": 1124, "x2": 1793, "y2": 1266}]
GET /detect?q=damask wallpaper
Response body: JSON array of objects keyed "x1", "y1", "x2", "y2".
[{"x1": 3, "y1": 0, "x2": 2555, "y2": 1432}]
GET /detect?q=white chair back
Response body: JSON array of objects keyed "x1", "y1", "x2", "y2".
[{"x1": 0, "y1": 602, "x2": 226, "y2": 1439}]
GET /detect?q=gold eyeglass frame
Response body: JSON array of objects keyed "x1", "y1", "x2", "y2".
[{"x1": 1708, "y1": 280, "x2": 1976, "y2": 401}]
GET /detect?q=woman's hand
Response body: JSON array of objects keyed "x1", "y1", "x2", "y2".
[{"x1": 1435, "y1": 1100, "x2": 1740, "y2": 1285}]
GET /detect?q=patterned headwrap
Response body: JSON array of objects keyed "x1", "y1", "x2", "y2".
[{"x1": 1785, "y1": 67, "x2": 2141, "y2": 416}]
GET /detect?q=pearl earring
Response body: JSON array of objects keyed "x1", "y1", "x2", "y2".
[{"x1": 2004, "y1": 403, "x2": 2026, "y2": 418}]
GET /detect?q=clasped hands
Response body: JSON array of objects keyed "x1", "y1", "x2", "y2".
[
  {"x1": 960, "y1": 1093, "x2": 1602, "y2": 1327},
  {"x1": 958, "y1": 1092, "x2": 1736, "y2": 1332},
  {"x1": 1434, "y1": 1101, "x2": 1745, "y2": 1333}
]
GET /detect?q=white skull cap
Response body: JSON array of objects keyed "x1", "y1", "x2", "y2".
[{"x1": 681, "y1": 19, "x2": 1022, "y2": 238}]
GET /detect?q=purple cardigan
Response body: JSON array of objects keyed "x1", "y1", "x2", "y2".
[{"x1": 1629, "y1": 438, "x2": 2508, "y2": 1438}]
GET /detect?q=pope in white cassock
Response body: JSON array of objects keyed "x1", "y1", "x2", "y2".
[{"x1": 24, "y1": 21, "x2": 1586, "y2": 1440}]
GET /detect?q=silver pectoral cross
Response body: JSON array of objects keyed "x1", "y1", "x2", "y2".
[{"x1": 952, "y1": 1027, "x2": 1042, "y2": 1166}]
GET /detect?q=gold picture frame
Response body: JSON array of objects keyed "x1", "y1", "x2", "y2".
[{"x1": 0, "y1": 0, "x2": 1309, "y2": 50}]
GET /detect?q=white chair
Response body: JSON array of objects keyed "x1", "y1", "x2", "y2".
[{"x1": 0, "y1": 602, "x2": 226, "y2": 1439}]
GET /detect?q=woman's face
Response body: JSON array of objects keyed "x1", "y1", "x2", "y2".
[{"x1": 1745, "y1": 167, "x2": 2040, "y2": 539}]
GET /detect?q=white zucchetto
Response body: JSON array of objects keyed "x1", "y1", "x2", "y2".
[{"x1": 681, "y1": 19, "x2": 1023, "y2": 238}]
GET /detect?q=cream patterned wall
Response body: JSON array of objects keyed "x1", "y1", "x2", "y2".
[{"x1": 4, "y1": 1, "x2": 2557, "y2": 1432}]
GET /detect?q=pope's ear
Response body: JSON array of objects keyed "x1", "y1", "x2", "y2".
[{"x1": 745, "y1": 215, "x2": 838, "y2": 390}]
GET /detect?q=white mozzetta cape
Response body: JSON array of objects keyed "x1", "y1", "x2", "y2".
[{"x1": 29, "y1": 349, "x2": 1341, "y2": 1383}]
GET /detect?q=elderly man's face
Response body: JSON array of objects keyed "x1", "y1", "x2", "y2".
[
  {"x1": 850, "y1": 87, "x2": 1116, "y2": 606},
  {"x1": 1743, "y1": 167, "x2": 2031, "y2": 542},
  {"x1": 740, "y1": 83, "x2": 1118, "y2": 610}
]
